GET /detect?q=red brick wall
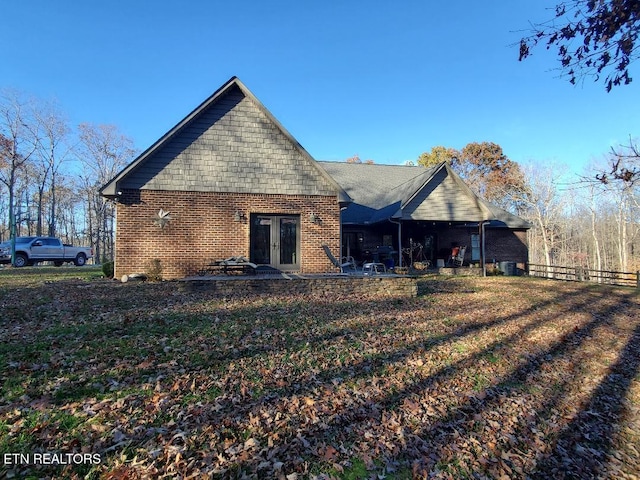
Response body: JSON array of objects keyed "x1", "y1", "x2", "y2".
[
  {"x1": 484, "y1": 229, "x2": 529, "y2": 268},
  {"x1": 114, "y1": 190, "x2": 341, "y2": 279},
  {"x1": 437, "y1": 228, "x2": 528, "y2": 266}
]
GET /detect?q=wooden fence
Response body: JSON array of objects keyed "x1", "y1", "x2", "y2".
[{"x1": 527, "y1": 263, "x2": 640, "y2": 289}]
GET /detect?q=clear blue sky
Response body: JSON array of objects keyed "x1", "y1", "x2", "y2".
[{"x1": 2, "y1": 1, "x2": 638, "y2": 176}]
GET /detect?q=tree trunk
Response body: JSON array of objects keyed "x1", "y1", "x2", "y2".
[
  {"x1": 616, "y1": 196, "x2": 628, "y2": 272},
  {"x1": 48, "y1": 171, "x2": 56, "y2": 237},
  {"x1": 590, "y1": 200, "x2": 602, "y2": 282},
  {"x1": 36, "y1": 182, "x2": 45, "y2": 236}
]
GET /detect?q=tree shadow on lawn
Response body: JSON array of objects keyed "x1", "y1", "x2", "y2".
[
  {"x1": 2, "y1": 279, "x2": 639, "y2": 478},
  {"x1": 146, "y1": 282, "x2": 635, "y2": 476},
  {"x1": 380, "y1": 288, "x2": 640, "y2": 479},
  {"x1": 7, "y1": 285, "x2": 506, "y2": 404},
  {"x1": 531, "y1": 317, "x2": 640, "y2": 478},
  {"x1": 207, "y1": 284, "x2": 639, "y2": 478}
]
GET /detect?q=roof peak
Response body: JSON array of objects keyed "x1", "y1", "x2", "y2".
[{"x1": 317, "y1": 160, "x2": 423, "y2": 167}]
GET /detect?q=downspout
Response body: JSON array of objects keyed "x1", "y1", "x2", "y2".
[
  {"x1": 389, "y1": 217, "x2": 402, "y2": 267},
  {"x1": 339, "y1": 205, "x2": 348, "y2": 261}
]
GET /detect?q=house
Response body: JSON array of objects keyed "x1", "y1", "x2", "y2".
[
  {"x1": 100, "y1": 77, "x2": 349, "y2": 279},
  {"x1": 101, "y1": 76, "x2": 530, "y2": 279},
  {"x1": 319, "y1": 161, "x2": 530, "y2": 270}
]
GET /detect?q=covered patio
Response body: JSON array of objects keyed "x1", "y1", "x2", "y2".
[{"x1": 319, "y1": 161, "x2": 530, "y2": 274}]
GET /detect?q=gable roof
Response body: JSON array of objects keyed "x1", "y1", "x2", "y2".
[
  {"x1": 318, "y1": 161, "x2": 530, "y2": 229},
  {"x1": 101, "y1": 77, "x2": 349, "y2": 203}
]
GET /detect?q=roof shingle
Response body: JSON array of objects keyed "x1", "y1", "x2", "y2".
[{"x1": 318, "y1": 161, "x2": 530, "y2": 229}]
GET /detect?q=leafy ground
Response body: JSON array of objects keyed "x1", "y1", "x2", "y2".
[{"x1": 0, "y1": 267, "x2": 639, "y2": 479}]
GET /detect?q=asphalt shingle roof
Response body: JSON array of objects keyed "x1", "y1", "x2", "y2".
[
  {"x1": 318, "y1": 162, "x2": 439, "y2": 223},
  {"x1": 318, "y1": 161, "x2": 531, "y2": 229}
]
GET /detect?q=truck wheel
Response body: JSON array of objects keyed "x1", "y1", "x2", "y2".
[
  {"x1": 54, "y1": 261, "x2": 64, "y2": 267},
  {"x1": 74, "y1": 253, "x2": 87, "y2": 266},
  {"x1": 13, "y1": 254, "x2": 28, "y2": 268}
]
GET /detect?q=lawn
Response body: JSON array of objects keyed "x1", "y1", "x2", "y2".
[{"x1": 0, "y1": 267, "x2": 639, "y2": 479}]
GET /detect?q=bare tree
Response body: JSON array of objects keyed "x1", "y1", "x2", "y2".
[
  {"x1": 31, "y1": 100, "x2": 73, "y2": 237},
  {"x1": 77, "y1": 123, "x2": 136, "y2": 262},
  {"x1": 0, "y1": 89, "x2": 37, "y2": 256},
  {"x1": 596, "y1": 137, "x2": 640, "y2": 185},
  {"x1": 0, "y1": 133, "x2": 10, "y2": 239},
  {"x1": 606, "y1": 174, "x2": 637, "y2": 271},
  {"x1": 585, "y1": 183, "x2": 604, "y2": 276},
  {"x1": 571, "y1": 155, "x2": 640, "y2": 275},
  {"x1": 515, "y1": 162, "x2": 568, "y2": 275}
]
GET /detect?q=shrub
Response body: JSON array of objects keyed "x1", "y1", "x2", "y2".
[
  {"x1": 146, "y1": 259, "x2": 163, "y2": 282},
  {"x1": 102, "y1": 261, "x2": 114, "y2": 279}
]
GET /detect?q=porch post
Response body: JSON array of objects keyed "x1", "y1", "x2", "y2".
[
  {"x1": 480, "y1": 221, "x2": 488, "y2": 277},
  {"x1": 339, "y1": 214, "x2": 343, "y2": 261},
  {"x1": 397, "y1": 220, "x2": 402, "y2": 268}
]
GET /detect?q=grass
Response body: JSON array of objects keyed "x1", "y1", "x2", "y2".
[
  {"x1": 0, "y1": 266, "x2": 639, "y2": 478},
  {"x1": 0, "y1": 264, "x2": 103, "y2": 286}
]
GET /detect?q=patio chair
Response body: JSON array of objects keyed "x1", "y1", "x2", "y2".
[
  {"x1": 321, "y1": 244, "x2": 357, "y2": 273},
  {"x1": 451, "y1": 245, "x2": 467, "y2": 267}
]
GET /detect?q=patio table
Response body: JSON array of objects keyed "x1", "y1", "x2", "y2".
[{"x1": 198, "y1": 257, "x2": 257, "y2": 276}]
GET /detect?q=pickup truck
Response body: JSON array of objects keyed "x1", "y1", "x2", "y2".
[{"x1": 0, "y1": 236, "x2": 93, "y2": 267}]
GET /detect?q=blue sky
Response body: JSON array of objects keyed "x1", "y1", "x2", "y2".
[{"x1": 2, "y1": 1, "x2": 638, "y2": 177}]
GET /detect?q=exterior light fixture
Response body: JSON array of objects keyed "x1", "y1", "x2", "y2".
[
  {"x1": 234, "y1": 210, "x2": 246, "y2": 222},
  {"x1": 309, "y1": 212, "x2": 321, "y2": 224}
]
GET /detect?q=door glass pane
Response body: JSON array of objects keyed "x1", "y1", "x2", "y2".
[
  {"x1": 251, "y1": 216, "x2": 271, "y2": 264},
  {"x1": 279, "y1": 218, "x2": 297, "y2": 265}
]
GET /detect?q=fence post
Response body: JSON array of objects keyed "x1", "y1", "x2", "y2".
[{"x1": 637, "y1": 271, "x2": 640, "y2": 290}]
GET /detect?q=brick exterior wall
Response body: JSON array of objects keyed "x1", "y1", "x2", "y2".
[
  {"x1": 484, "y1": 229, "x2": 529, "y2": 269},
  {"x1": 436, "y1": 228, "x2": 528, "y2": 267},
  {"x1": 115, "y1": 189, "x2": 341, "y2": 280}
]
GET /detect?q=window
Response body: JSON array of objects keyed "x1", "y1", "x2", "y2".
[{"x1": 471, "y1": 234, "x2": 480, "y2": 261}]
